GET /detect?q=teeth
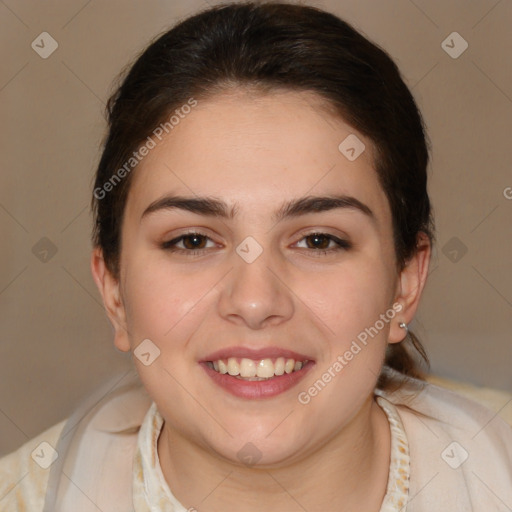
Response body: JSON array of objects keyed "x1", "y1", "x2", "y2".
[
  {"x1": 256, "y1": 358, "x2": 274, "y2": 378},
  {"x1": 274, "y1": 357, "x2": 285, "y2": 376},
  {"x1": 227, "y1": 357, "x2": 240, "y2": 376},
  {"x1": 218, "y1": 360, "x2": 228, "y2": 374},
  {"x1": 209, "y1": 357, "x2": 308, "y2": 379},
  {"x1": 240, "y1": 358, "x2": 257, "y2": 378},
  {"x1": 285, "y1": 359, "x2": 295, "y2": 374}
]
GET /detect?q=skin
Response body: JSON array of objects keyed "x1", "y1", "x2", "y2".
[{"x1": 92, "y1": 89, "x2": 431, "y2": 511}]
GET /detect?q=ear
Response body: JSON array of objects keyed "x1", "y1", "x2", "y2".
[
  {"x1": 90, "y1": 247, "x2": 131, "y2": 352},
  {"x1": 388, "y1": 232, "x2": 431, "y2": 344}
]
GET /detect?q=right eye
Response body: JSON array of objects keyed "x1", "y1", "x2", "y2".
[{"x1": 161, "y1": 232, "x2": 217, "y2": 254}]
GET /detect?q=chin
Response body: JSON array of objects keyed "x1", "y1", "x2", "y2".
[{"x1": 204, "y1": 425, "x2": 308, "y2": 468}]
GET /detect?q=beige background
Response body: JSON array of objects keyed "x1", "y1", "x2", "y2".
[{"x1": 1, "y1": 0, "x2": 511, "y2": 457}]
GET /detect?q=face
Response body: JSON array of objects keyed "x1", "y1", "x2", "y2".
[{"x1": 98, "y1": 90, "x2": 412, "y2": 466}]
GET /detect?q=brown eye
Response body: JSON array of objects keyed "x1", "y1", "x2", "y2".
[
  {"x1": 181, "y1": 234, "x2": 208, "y2": 249},
  {"x1": 305, "y1": 233, "x2": 331, "y2": 249},
  {"x1": 294, "y1": 232, "x2": 352, "y2": 254},
  {"x1": 162, "y1": 232, "x2": 215, "y2": 252}
]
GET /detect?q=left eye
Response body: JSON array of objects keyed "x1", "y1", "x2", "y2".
[{"x1": 294, "y1": 233, "x2": 350, "y2": 251}]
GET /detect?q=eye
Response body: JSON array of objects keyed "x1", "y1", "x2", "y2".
[
  {"x1": 294, "y1": 232, "x2": 351, "y2": 254},
  {"x1": 161, "y1": 232, "x2": 217, "y2": 254},
  {"x1": 160, "y1": 231, "x2": 351, "y2": 257}
]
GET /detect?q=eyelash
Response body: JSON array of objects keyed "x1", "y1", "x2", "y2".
[{"x1": 161, "y1": 231, "x2": 352, "y2": 257}]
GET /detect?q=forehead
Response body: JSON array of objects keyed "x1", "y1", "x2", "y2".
[{"x1": 125, "y1": 89, "x2": 390, "y2": 224}]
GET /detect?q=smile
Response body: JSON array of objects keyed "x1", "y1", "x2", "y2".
[{"x1": 200, "y1": 348, "x2": 315, "y2": 399}]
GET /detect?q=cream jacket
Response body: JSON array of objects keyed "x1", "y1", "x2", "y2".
[{"x1": 1, "y1": 368, "x2": 511, "y2": 511}]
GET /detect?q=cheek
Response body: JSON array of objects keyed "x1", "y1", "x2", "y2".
[
  {"x1": 121, "y1": 254, "x2": 209, "y2": 341},
  {"x1": 295, "y1": 274, "x2": 391, "y2": 430},
  {"x1": 297, "y1": 258, "x2": 394, "y2": 409},
  {"x1": 304, "y1": 259, "x2": 394, "y2": 340}
]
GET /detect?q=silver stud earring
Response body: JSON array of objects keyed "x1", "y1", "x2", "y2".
[{"x1": 399, "y1": 322, "x2": 408, "y2": 337}]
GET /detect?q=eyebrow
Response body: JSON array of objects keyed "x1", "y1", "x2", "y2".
[{"x1": 141, "y1": 194, "x2": 376, "y2": 225}]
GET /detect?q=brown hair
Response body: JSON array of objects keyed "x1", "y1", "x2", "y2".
[{"x1": 92, "y1": 1, "x2": 434, "y2": 387}]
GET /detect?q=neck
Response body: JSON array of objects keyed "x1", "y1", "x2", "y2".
[{"x1": 157, "y1": 395, "x2": 390, "y2": 512}]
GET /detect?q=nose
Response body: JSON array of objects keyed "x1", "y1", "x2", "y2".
[{"x1": 217, "y1": 244, "x2": 295, "y2": 330}]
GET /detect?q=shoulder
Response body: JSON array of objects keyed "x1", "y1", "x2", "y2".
[
  {"x1": 380, "y1": 369, "x2": 512, "y2": 437},
  {"x1": 376, "y1": 368, "x2": 512, "y2": 510},
  {"x1": 0, "y1": 419, "x2": 66, "y2": 512},
  {"x1": 425, "y1": 372, "x2": 512, "y2": 426},
  {"x1": 0, "y1": 372, "x2": 153, "y2": 512}
]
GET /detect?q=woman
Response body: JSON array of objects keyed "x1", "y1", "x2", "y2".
[{"x1": 1, "y1": 2, "x2": 511, "y2": 511}]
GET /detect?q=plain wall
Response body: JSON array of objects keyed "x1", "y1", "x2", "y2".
[{"x1": 1, "y1": 0, "x2": 511, "y2": 457}]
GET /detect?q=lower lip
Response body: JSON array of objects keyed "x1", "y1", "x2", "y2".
[{"x1": 200, "y1": 361, "x2": 315, "y2": 399}]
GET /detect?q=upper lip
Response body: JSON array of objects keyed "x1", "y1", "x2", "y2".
[{"x1": 201, "y1": 346, "x2": 314, "y2": 362}]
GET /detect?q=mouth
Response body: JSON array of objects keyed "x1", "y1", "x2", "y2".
[{"x1": 200, "y1": 348, "x2": 315, "y2": 399}]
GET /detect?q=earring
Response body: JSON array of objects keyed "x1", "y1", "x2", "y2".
[{"x1": 399, "y1": 322, "x2": 408, "y2": 340}]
